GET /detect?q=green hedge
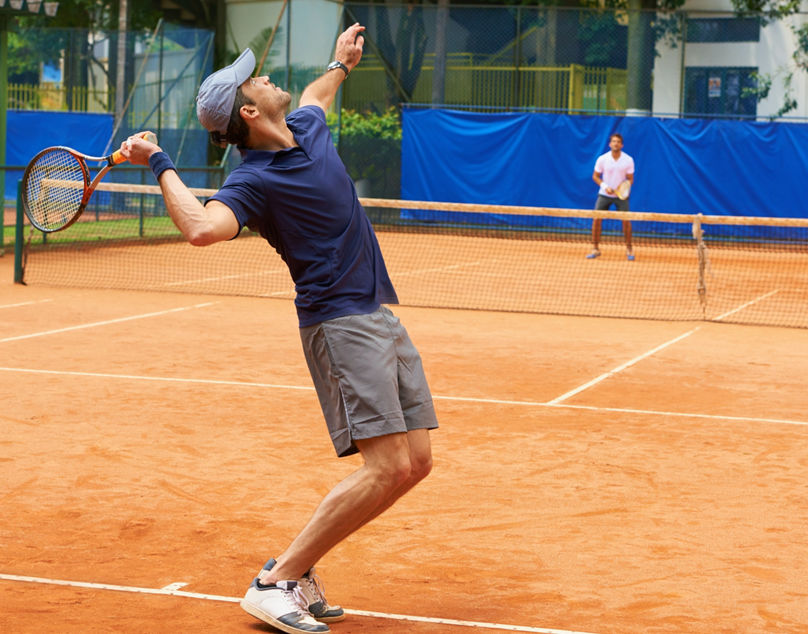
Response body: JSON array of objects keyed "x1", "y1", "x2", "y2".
[{"x1": 327, "y1": 108, "x2": 401, "y2": 198}]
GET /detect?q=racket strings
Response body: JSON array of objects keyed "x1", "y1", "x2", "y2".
[{"x1": 24, "y1": 149, "x2": 87, "y2": 231}]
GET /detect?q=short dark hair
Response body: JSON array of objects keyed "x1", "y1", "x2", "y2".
[
  {"x1": 610, "y1": 133, "x2": 624, "y2": 143},
  {"x1": 208, "y1": 86, "x2": 254, "y2": 148}
]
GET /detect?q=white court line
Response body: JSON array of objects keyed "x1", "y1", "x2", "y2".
[
  {"x1": 553, "y1": 402, "x2": 808, "y2": 428},
  {"x1": 0, "y1": 299, "x2": 53, "y2": 310},
  {"x1": 0, "y1": 367, "x2": 316, "y2": 392},
  {"x1": 713, "y1": 289, "x2": 780, "y2": 322},
  {"x1": 156, "y1": 269, "x2": 288, "y2": 288},
  {"x1": 394, "y1": 261, "x2": 484, "y2": 277},
  {"x1": 546, "y1": 327, "x2": 701, "y2": 406},
  {"x1": 0, "y1": 366, "x2": 805, "y2": 427},
  {"x1": 0, "y1": 573, "x2": 597, "y2": 634},
  {"x1": 0, "y1": 302, "x2": 217, "y2": 344}
]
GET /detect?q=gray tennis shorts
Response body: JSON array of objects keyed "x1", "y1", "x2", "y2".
[
  {"x1": 300, "y1": 305, "x2": 439, "y2": 458},
  {"x1": 595, "y1": 194, "x2": 629, "y2": 212}
]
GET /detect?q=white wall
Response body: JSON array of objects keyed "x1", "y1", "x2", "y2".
[
  {"x1": 653, "y1": 1, "x2": 808, "y2": 119},
  {"x1": 225, "y1": 0, "x2": 342, "y2": 71}
]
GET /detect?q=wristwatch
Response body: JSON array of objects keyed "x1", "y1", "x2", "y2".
[{"x1": 327, "y1": 60, "x2": 349, "y2": 76}]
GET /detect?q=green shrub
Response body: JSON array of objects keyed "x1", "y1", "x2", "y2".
[{"x1": 327, "y1": 108, "x2": 402, "y2": 198}]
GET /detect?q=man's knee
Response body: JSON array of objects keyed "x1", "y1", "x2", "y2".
[
  {"x1": 409, "y1": 447, "x2": 432, "y2": 483},
  {"x1": 361, "y1": 437, "x2": 414, "y2": 491},
  {"x1": 359, "y1": 430, "x2": 433, "y2": 492},
  {"x1": 405, "y1": 429, "x2": 433, "y2": 483}
]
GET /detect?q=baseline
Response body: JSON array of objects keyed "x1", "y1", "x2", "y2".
[
  {"x1": 0, "y1": 302, "x2": 218, "y2": 344},
  {"x1": 0, "y1": 366, "x2": 805, "y2": 428},
  {"x1": 0, "y1": 573, "x2": 598, "y2": 634},
  {"x1": 0, "y1": 299, "x2": 53, "y2": 310}
]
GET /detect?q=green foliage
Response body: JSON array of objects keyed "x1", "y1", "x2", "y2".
[
  {"x1": 7, "y1": 30, "x2": 59, "y2": 82},
  {"x1": 731, "y1": 0, "x2": 808, "y2": 114},
  {"x1": 730, "y1": 0, "x2": 802, "y2": 23},
  {"x1": 578, "y1": 11, "x2": 624, "y2": 66},
  {"x1": 16, "y1": 0, "x2": 163, "y2": 31},
  {"x1": 8, "y1": 0, "x2": 165, "y2": 84},
  {"x1": 794, "y1": 23, "x2": 808, "y2": 72},
  {"x1": 742, "y1": 69, "x2": 798, "y2": 118},
  {"x1": 326, "y1": 108, "x2": 402, "y2": 198}
]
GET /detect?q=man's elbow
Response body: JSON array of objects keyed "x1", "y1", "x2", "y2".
[{"x1": 186, "y1": 227, "x2": 222, "y2": 247}]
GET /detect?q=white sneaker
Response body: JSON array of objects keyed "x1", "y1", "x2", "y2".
[
  {"x1": 299, "y1": 567, "x2": 345, "y2": 623},
  {"x1": 254, "y1": 558, "x2": 345, "y2": 624},
  {"x1": 241, "y1": 578, "x2": 329, "y2": 633},
  {"x1": 586, "y1": 248, "x2": 601, "y2": 259}
]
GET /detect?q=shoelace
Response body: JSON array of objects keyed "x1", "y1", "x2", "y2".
[
  {"x1": 300, "y1": 569, "x2": 328, "y2": 604},
  {"x1": 278, "y1": 582, "x2": 311, "y2": 615}
]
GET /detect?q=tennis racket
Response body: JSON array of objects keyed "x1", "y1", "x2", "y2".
[
  {"x1": 616, "y1": 180, "x2": 631, "y2": 200},
  {"x1": 21, "y1": 131, "x2": 158, "y2": 233}
]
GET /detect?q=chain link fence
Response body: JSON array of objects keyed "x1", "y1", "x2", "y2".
[{"x1": 5, "y1": 1, "x2": 808, "y2": 199}]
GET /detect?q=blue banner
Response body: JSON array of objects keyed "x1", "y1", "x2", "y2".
[
  {"x1": 5, "y1": 110, "x2": 114, "y2": 201},
  {"x1": 402, "y1": 109, "x2": 808, "y2": 221}
]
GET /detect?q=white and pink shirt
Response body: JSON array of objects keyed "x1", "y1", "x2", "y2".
[{"x1": 595, "y1": 151, "x2": 635, "y2": 197}]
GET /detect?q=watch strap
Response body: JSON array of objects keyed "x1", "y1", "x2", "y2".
[{"x1": 327, "y1": 60, "x2": 349, "y2": 76}]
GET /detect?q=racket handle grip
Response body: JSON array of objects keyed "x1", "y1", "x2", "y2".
[{"x1": 109, "y1": 131, "x2": 159, "y2": 165}]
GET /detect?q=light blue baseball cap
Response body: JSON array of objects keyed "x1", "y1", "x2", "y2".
[{"x1": 196, "y1": 48, "x2": 256, "y2": 135}]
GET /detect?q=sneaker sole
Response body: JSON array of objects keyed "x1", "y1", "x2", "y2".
[
  {"x1": 313, "y1": 612, "x2": 346, "y2": 623},
  {"x1": 240, "y1": 599, "x2": 330, "y2": 633}
]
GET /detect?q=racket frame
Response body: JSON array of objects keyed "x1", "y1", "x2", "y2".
[
  {"x1": 616, "y1": 180, "x2": 631, "y2": 201},
  {"x1": 21, "y1": 132, "x2": 156, "y2": 233}
]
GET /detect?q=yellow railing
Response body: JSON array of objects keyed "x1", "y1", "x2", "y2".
[
  {"x1": 10, "y1": 64, "x2": 627, "y2": 115},
  {"x1": 346, "y1": 61, "x2": 627, "y2": 113},
  {"x1": 7, "y1": 82, "x2": 112, "y2": 113}
]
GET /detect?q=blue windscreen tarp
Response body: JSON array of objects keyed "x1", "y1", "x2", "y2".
[
  {"x1": 401, "y1": 109, "x2": 808, "y2": 227},
  {"x1": 5, "y1": 110, "x2": 114, "y2": 202},
  {"x1": 4, "y1": 111, "x2": 212, "y2": 201}
]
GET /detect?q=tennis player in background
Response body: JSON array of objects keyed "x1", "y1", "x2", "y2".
[
  {"x1": 122, "y1": 22, "x2": 438, "y2": 634},
  {"x1": 587, "y1": 132, "x2": 635, "y2": 261}
]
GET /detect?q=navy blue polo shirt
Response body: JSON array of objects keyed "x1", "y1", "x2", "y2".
[{"x1": 208, "y1": 105, "x2": 398, "y2": 327}]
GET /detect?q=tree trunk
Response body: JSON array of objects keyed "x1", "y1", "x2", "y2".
[
  {"x1": 626, "y1": 0, "x2": 654, "y2": 113},
  {"x1": 431, "y1": 0, "x2": 449, "y2": 106}
]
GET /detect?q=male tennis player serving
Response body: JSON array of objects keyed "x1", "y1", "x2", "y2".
[
  {"x1": 122, "y1": 22, "x2": 437, "y2": 634},
  {"x1": 587, "y1": 132, "x2": 635, "y2": 261}
]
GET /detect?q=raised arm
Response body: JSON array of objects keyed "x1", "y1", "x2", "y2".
[
  {"x1": 299, "y1": 23, "x2": 366, "y2": 111},
  {"x1": 122, "y1": 135, "x2": 240, "y2": 246}
]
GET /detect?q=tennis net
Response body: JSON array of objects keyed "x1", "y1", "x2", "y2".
[{"x1": 15, "y1": 182, "x2": 808, "y2": 329}]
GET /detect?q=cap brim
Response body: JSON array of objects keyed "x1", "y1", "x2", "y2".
[{"x1": 230, "y1": 48, "x2": 256, "y2": 85}]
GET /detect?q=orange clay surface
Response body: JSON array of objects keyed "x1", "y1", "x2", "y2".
[{"x1": 1, "y1": 255, "x2": 807, "y2": 634}]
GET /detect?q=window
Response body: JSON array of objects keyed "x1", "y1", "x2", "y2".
[
  {"x1": 686, "y1": 17, "x2": 760, "y2": 43},
  {"x1": 684, "y1": 67, "x2": 758, "y2": 118}
]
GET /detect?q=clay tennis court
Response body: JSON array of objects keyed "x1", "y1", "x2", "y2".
[{"x1": 1, "y1": 248, "x2": 807, "y2": 633}]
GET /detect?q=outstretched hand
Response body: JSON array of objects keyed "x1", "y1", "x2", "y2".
[{"x1": 335, "y1": 23, "x2": 366, "y2": 72}]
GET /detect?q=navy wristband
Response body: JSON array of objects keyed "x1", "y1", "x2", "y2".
[{"x1": 148, "y1": 151, "x2": 176, "y2": 180}]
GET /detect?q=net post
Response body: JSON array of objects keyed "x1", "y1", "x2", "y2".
[
  {"x1": 1, "y1": 176, "x2": 4, "y2": 258},
  {"x1": 692, "y1": 213, "x2": 706, "y2": 318},
  {"x1": 13, "y1": 179, "x2": 24, "y2": 283}
]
